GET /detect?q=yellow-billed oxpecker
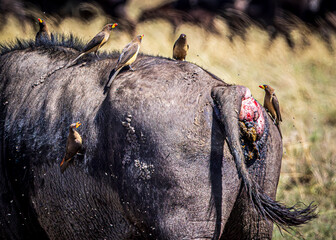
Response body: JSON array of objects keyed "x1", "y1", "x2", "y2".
[
  {"x1": 60, "y1": 122, "x2": 83, "y2": 173},
  {"x1": 106, "y1": 34, "x2": 144, "y2": 89},
  {"x1": 259, "y1": 84, "x2": 282, "y2": 138},
  {"x1": 173, "y1": 33, "x2": 189, "y2": 61},
  {"x1": 36, "y1": 18, "x2": 51, "y2": 43},
  {"x1": 71, "y1": 23, "x2": 118, "y2": 64}
]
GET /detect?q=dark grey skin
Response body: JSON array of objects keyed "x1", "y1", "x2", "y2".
[{"x1": 0, "y1": 38, "x2": 316, "y2": 239}]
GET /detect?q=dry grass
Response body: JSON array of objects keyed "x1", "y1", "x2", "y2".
[{"x1": 1, "y1": 0, "x2": 336, "y2": 238}]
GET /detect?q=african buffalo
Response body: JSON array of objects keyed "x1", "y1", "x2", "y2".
[{"x1": 0, "y1": 36, "x2": 316, "y2": 239}]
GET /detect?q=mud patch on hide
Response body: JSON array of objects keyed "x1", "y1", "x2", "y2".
[
  {"x1": 121, "y1": 114, "x2": 155, "y2": 181},
  {"x1": 134, "y1": 159, "x2": 154, "y2": 180}
]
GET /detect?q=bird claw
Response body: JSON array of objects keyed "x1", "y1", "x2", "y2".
[
  {"x1": 129, "y1": 65, "x2": 135, "y2": 71},
  {"x1": 79, "y1": 62, "x2": 87, "y2": 68}
]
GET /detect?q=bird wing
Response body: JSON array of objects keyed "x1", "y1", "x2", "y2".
[
  {"x1": 83, "y1": 32, "x2": 106, "y2": 53},
  {"x1": 116, "y1": 43, "x2": 139, "y2": 69},
  {"x1": 62, "y1": 135, "x2": 82, "y2": 163},
  {"x1": 35, "y1": 32, "x2": 41, "y2": 42},
  {"x1": 173, "y1": 40, "x2": 177, "y2": 51},
  {"x1": 173, "y1": 41, "x2": 178, "y2": 58},
  {"x1": 63, "y1": 146, "x2": 77, "y2": 163},
  {"x1": 272, "y1": 93, "x2": 282, "y2": 122}
]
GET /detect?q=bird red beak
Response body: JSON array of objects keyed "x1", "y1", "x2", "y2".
[
  {"x1": 38, "y1": 18, "x2": 43, "y2": 23},
  {"x1": 112, "y1": 23, "x2": 118, "y2": 28},
  {"x1": 259, "y1": 85, "x2": 265, "y2": 89},
  {"x1": 75, "y1": 122, "x2": 82, "y2": 128}
]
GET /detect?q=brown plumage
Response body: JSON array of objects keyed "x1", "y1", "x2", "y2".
[
  {"x1": 259, "y1": 84, "x2": 282, "y2": 138},
  {"x1": 35, "y1": 18, "x2": 51, "y2": 43},
  {"x1": 173, "y1": 33, "x2": 189, "y2": 61},
  {"x1": 71, "y1": 23, "x2": 118, "y2": 64},
  {"x1": 105, "y1": 34, "x2": 144, "y2": 89},
  {"x1": 60, "y1": 122, "x2": 83, "y2": 173}
]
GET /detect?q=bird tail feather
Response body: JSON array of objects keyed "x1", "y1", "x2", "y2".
[
  {"x1": 276, "y1": 123, "x2": 282, "y2": 138},
  {"x1": 106, "y1": 68, "x2": 121, "y2": 89},
  {"x1": 60, "y1": 158, "x2": 71, "y2": 174},
  {"x1": 70, "y1": 53, "x2": 85, "y2": 66}
]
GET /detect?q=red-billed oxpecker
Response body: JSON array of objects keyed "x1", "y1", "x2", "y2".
[
  {"x1": 173, "y1": 33, "x2": 189, "y2": 61},
  {"x1": 60, "y1": 122, "x2": 83, "y2": 173},
  {"x1": 259, "y1": 84, "x2": 282, "y2": 138},
  {"x1": 71, "y1": 23, "x2": 118, "y2": 64},
  {"x1": 35, "y1": 18, "x2": 51, "y2": 43},
  {"x1": 105, "y1": 34, "x2": 144, "y2": 89}
]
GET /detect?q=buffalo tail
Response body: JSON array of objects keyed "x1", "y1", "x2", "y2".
[{"x1": 211, "y1": 85, "x2": 317, "y2": 230}]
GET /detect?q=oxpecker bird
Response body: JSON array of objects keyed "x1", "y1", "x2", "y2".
[
  {"x1": 35, "y1": 18, "x2": 51, "y2": 43},
  {"x1": 105, "y1": 34, "x2": 144, "y2": 89},
  {"x1": 259, "y1": 84, "x2": 282, "y2": 138},
  {"x1": 60, "y1": 122, "x2": 83, "y2": 173},
  {"x1": 173, "y1": 33, "x2": 189, "y2": 61},
  {"x1": 70, "y1": 23, "x2": 118, "y2": 64}
]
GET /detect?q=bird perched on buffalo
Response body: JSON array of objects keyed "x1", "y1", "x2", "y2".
[
  {"x1": 60, "y1": 122, "x2": 83, "y2": 173},
  {"x1": 173, "y1": 33, "x2": 189, "y2": 61},
  {"x1": 259, "y1": 84, "x2": 282, "y2": 138},
  {"x1": 35, "y1": 18, "x2": 51, "y2": 44},
  {"x1": 105, "y1": 34, "x2": 144, "y2": 90},
  {"x1": 70, "y1": 23, "x2": 118, "y2": 65}
]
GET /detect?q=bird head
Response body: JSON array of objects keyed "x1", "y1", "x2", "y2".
[
  {"x1": 70, "y1": 122, "x2": 82, "y2": 129},
  {"x1": 180, "y1": 34, "x2": 186, "y2": 39},
  {"x1": 75, "y1": 122, "x2": 82, "y2": 128},
  {"x1": 37, "y1": 18, "x2": 47, "y2": 29},
  {"x1": 137, "y1": 34, "x2": 144, "y2": 42},
  {"x1": 105, "y1": 23, "x2": 118, "y2": 31},
  {"x1": 259, "y1": 84, "x2": 274, "y2": 94},
  {"x1": 38, "y1": 18, "x2": 47, "y2": 28}
]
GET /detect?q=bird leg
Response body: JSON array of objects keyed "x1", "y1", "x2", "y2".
[
  {"x1": 79, "y1": 62, "x2": 87, "y2": 68},
  {"x1": 129, "y1": 65, "x2": 135, "y2": 71}
]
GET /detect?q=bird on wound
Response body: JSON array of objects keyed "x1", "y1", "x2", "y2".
[{"x1": 259, "y1": 84, "x2": 282, "y2": 138}]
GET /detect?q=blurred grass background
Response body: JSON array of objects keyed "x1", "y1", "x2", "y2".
[{"x1": 1, "y1": 0, "x2": 335, "y2": 239}]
